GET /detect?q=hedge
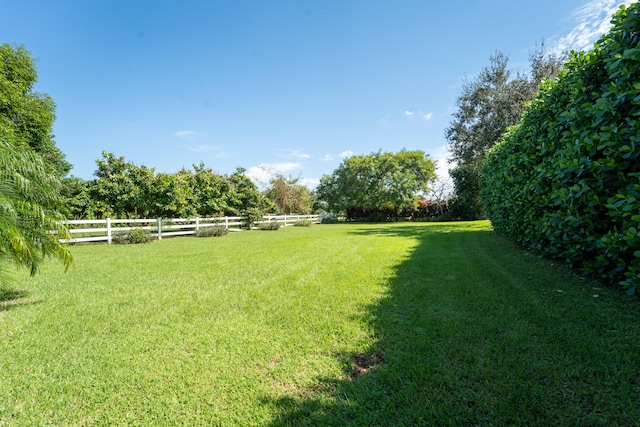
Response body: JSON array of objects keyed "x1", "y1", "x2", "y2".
[{"x1": 481, "y1": 3, "x2": 640, "y2": 293}]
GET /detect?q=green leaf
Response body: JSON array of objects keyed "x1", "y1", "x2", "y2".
[{"x1": 623, "y1": 48, "x2": 640, "y2": 59}]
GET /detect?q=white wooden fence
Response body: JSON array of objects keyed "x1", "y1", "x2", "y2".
[{"x1": 60, "y1": 214, "x2": 320, "y2": 244}]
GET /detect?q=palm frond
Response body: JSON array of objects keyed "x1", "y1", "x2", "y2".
[{"x1": 0, "y1": 138, "x2": 73, "y2": 285}]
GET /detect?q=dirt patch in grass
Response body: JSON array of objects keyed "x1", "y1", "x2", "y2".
[{"x1": 349, "y1": 351, "x2": 386, "y2": 380}]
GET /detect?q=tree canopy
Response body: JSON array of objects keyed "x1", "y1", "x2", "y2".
[
  {"x1": 317, "y1": 150, "x2": 436, "y2": 220},
  {"x1": 0, "y1": 43, "x2": 70, "y2": 177},
  {"x1": 264, "y1": 175, "x2": 314, "y2": 215},
  {"x1": 445, "y1": 46, "x2": 565, "y2": 219},
  {"x1": 0, "y1": 44, "x2": 72, "y2": 285},
  {"x1": 61, "y1": 152, "x2": 273, "y2": 219}
]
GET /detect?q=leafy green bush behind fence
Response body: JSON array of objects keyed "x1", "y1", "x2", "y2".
[{"x1": 482, "y1": 3, "x2": 640, "y2": 293}]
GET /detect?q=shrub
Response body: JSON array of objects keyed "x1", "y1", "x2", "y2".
[
  {"x1": 481, "y1": 3, "x2": 640, "y2": 293},
  {"x1": 129, "y1": 228, "x2": 153, "y2": 244},
  {"x1": 112, "y1": 228, "x2": 153, "y2": 244},
  {"x1": 195, "y1": 225, "x2": 228, "y2": 237},
  {"x1": 258, "y1": 221, "x2": 280, "y2": 230},
  {"x1": 111, "y1": 231, "x2": 127, "y2": 245},
  {"x1": 293, "y1": 219, "x2": 313, "y2": 227}
]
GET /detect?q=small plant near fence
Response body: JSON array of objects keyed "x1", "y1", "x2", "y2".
[
  {"x1": 293, "y1": 219, "x2": 313, "y2": 227},
  {"x1": 195, "y1": 226, "x2": 228, "y2": 238},
  {"x1": 258, "y1": 221, "x2": 281, "y2": 231},
  {"x1": 112, "y1": 228, "x2": 153, "y2": 244}
]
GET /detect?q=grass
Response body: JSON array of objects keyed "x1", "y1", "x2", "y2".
[{"x1": 1, "y1": 221, "x2": 639, "y2": 425}]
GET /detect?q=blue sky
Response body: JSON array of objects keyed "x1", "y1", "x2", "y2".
[{"x1": 1, "y1": 0, "x2": 632, "y2": 189}]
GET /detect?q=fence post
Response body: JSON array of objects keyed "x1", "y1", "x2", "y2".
[
  {"x1": 157, "y1": 218, "x2": 162, "y2": 240},
  {"x1": 106, "y1": 218, "x2": 112, "y2": 244},
  {"x1": 195, "y1": 217, "x2": 199, "y2": 233},
  {"x1": 225, "y1": 216, "x2": 229, "y2": 229}
]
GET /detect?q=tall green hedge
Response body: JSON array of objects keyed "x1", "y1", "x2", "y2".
[{"x1": 482, "y1": 3, "x2": 640, "y2": 293}]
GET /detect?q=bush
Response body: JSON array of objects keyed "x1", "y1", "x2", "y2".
[
  {"x1": 258, "y1": 221, "x2": 280, "y2": 230},
  {"x1": 112, "y1": 228, "x2": 153, "y2": 244},
  {"x1": 195, "y1": 225, "x2": 228, "y2": 237},
  {"x1": 481, "y1": 3, "x2": 640, "y2": 293},
  {"x1": 111, "y1": 231, "x2": 127, "y2": 244},
  {"x1": 293, "y1": 219, "x2": 313, "y2": 227}
]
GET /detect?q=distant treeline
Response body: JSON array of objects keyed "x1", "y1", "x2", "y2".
[
  {"x1": 61, "y1": 152, "x2": 274, "y2": 220},
  {"x1": 344, "y1": 199, "x2": 450, "y2": 222}
]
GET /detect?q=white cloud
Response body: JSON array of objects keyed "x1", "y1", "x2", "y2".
[
  {"x1": 432, "y1": 145, "x2": 454, "y2": 183},
  {"x1": 271, "y1": 162, "x2": 302, "y2": 173},
  {"x1": 553, "y1": 0, "x2": 632, "y2": 54},
  {"x1": 246, "y1": 165, "x2": 272, "y2": 186},
  {"x1": 300, "y1": 177, "x2": 320, "y2": 189},
  {"x1": 427, "y1": 146, "x2": 456, "y2": 200},
  {"x1": 402, "y1": 110, "x2": 433, "y2": 121},
  {"x1": 340, "y1": 150, "x2": 354, "y2": 158},
  {"x1": 286, "y1": 149, "x2": 312, "y2": 159},
  {"x1": 245, "y1": 162, "x2": 303, "y2": 187},
  {"x1": 322, "y1": 154, "x2": 334, "y2": 161},
  {"x1": 174, "y1": 130, "x2": 199, "y2": 139}
]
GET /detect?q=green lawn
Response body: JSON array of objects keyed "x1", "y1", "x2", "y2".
[{"x1": 1, "y1": 221, "x2": 639, "y2": 425}]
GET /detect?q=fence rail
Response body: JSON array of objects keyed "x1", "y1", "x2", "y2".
[{"x1": 60, "y1": 214, "x2": 320, "y2": 244}]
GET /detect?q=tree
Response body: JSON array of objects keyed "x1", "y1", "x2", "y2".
[
  {"x1": 317, "y1": 150, "x2": 436, "y2": 219},
  {"x1": 0, "y1": 43, "x2": 71, "y2": 176},
  {"x1": 87, "y1": 154, "x2": 275, "y2": 219},
  {"x1": 91, "y1": 152, "x2": 157, "y2": 218},
  {"x1": 152, "y1": 171, "x2": 197, "y2": 219},
  {"x1": 426, "y1": 175, "x2": 454, "y2": 216},
  {"x1": 0, "y1": 137, "x2": 72, "y2": 286},
  {"x1": 427, "y1": 175, "x2": 454, "y2": 206},
  {"x1": 264, "y1": 175, "x2": 313, "y2": 215},
  {"x1": 445, "y1": 46, "x2": 565, "y2": 219},
  {"x1": 448, "y1": 162, "x2": 484, "y2": 219},
  {"x1": 226, "y1": 167, "x2": 273, "y2": 216},
  {"x1": 60, "y1": 176, "x2": 95, "y2": 220},
  {"x1": 189, "y1": 162, "x2": 230, "y2": 216}
]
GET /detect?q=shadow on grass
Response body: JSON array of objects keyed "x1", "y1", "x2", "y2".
[
  {"x1": 345, "y1": 222, "x2": 468, "y2": 240},
  {"x1": 264, "y1": 222, "x2": 640, "y2": 425},
  {"x1": 0, "y1": 288, "x2": 38, "y2": 312}
]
